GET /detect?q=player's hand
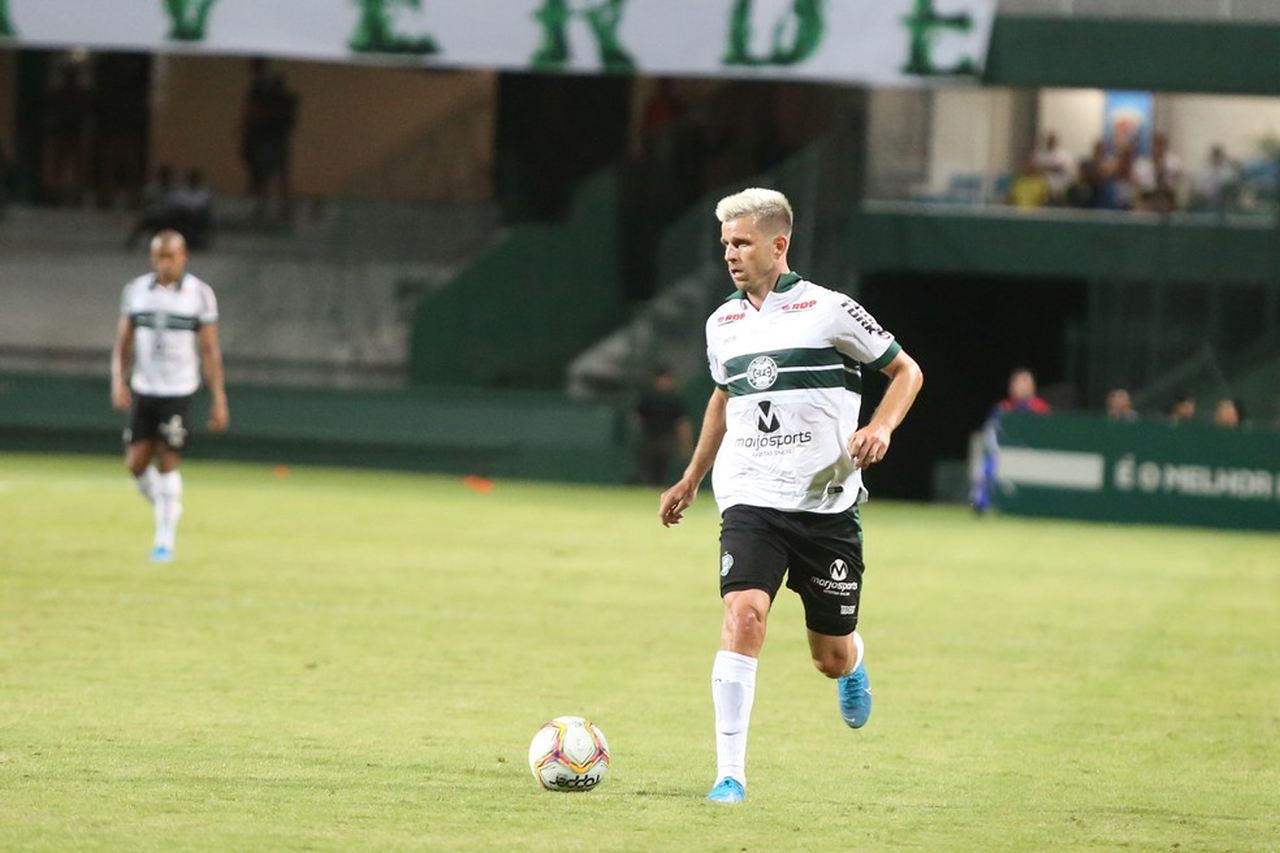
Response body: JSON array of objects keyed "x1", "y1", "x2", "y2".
[
  {"x1": 659, "y1": 477, "x2": 699, "y2": 527},
  {"x1": 208, "y1": 400, "x2": 230, "y2": 433},
  {"x1": 848, "y1": 423, "x2": 891, "y2": 469},
  {"x1": 111, "y1": 382, "x2": 132, "y2": 412}
]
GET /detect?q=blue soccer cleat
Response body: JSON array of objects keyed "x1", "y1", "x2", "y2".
[
  {"x1": 149, "y1": 545, "x2": 174, "y2": 563},
  {"x1": 837, "y1": 663, "x2": 873, "y2": 728},
  {"x1": 706, "y1": 776, "x2": 745, "y2": 804}
]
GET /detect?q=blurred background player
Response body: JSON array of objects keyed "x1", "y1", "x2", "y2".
[
  {"x1": 658, "y1": 188, "x2": 923, "y2": 804},
  {"x1": 631, "y1": 366, "x2": 692, "y2": 486},
  {"x1": 111, "y1": 230, "x2": 228, "y2": 562}
]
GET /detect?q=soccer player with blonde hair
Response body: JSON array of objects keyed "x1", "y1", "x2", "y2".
[{"x1": 660, "y1": 188, "x2": 923, "y2": 803}]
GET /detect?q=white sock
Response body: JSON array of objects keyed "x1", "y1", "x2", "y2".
[
  {"x1": 134, "y1": 465, "x2": 159, "y2": 505},
  {"x1": 851, "y1": 631, "x2": 865, "y2": 673},
  {"x1": 154, "y1": 470, "x2": 184, "y2": 550},
  {"x1": 711, "y1": 650, "x2": 758, "y2": 786}
]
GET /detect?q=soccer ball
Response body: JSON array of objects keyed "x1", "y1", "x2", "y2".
[{"x1": 527, "y1": 716, "x2": 610, "y2": 792}]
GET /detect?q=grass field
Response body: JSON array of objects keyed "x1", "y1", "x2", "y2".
[{"x1": 2, "y1": 452, "x2": 1278, "y2": 851}]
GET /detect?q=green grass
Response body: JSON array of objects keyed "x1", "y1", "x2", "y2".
[{"x1": 1, "y1": 453, "x2": 1277, "y2": 851}]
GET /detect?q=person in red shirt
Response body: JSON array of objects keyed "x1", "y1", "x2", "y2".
[
  {"x1": 973, "y1": 368, "x2": 1050, "y2": 511},
  {"x1": 996, "y1": 367, "x2": 1051, "y2": 415}
]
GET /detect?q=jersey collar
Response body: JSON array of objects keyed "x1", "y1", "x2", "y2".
[
  {"x1": 722, "y1": 271, "x2": 804, "y2": 302},
  {"x1": 150, "y1": 274, "x2": 186, "y2": 291}
]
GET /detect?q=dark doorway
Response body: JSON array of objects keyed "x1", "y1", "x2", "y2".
[{"x1": 857, "y1": 273, "x2": 1087, "y2": 500}]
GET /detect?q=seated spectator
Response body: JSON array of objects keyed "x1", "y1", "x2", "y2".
[
  {"x1": 1031, "y1": 132, "x2": 1074, "y2": 203},
  {"x1": 171, "y1": 169, "x2": 214, "y2": 250},
  {"x1": 125, "y1": 165, "x2": 178, "y2": 249},
  {"x1": 1213, "y1": 398, "x2": 1244, "y2": 429},
  {"x1": 1066, "y1": 159, "x2": 1101, "y2": 209},
  {"x1": 1007, "y1": 157, "x2": 1050, "y2": 209},
  {"x1": 1106, "y1": 388, "x2": 1138, "y2": 421},
  {"x1": 1192, "y1": 144, "x2": 1241, "y2": 211},
  {"x1": 1110, "y1": 143, "x2": 1139, "y2": 211},
  {"x1": 1133, "y1": 132, "x2": 1184, "y2": 213},
  {"x1": 1166, "y1": 391, "x2": 1196, "y2": 424}
]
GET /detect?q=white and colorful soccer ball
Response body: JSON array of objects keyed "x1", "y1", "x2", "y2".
[{"x1": 527, "y1": 716, "x2": 610, "y2": 792}]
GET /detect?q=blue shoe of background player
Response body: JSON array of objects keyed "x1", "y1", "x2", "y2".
[
  {"x1": 837, "y1": 663, "x2": 873, "y2": 728},
  {"x1": 706, "y1": 777, "x2": 745, "y2": 804},
  {"x1": 149, "y1": 545, "x2": 174, "y2": 563}
]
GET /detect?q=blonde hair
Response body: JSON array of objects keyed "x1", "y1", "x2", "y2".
[{"x1": 715, "y1": 187, "x2": 794, "y2": 236}]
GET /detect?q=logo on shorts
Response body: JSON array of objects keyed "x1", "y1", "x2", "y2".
[
  {"x1": 829, "y1": 559, "x2": 849, "y2": 581},
  {"x1": 746, "y1": 356, "x2": 778, "y2": 390},
  {"x1": 841, "y1": 605, "x2": 858, "y2": 616},
  {"x1": 755, "y1": 400, "x2": 780, "y2": 434},
  {"x1": 720, "y1": 553, "x2": 735, "y2": 576},
  {"x1": 159, "y1": 414, "x2": 188, "y2": 449}
]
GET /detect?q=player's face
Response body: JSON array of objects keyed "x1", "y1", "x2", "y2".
[
  {"x1": 150, "y1": 242, "x2": 188, "y2": 283},
  {"x1": 721, "y1": 217, "x2": 781, "y2": 292}
]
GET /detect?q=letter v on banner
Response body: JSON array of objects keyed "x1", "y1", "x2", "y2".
[
  {"x1": 0, "y1": 0, "x2": 16, "y2": 38},
  {"x1": 531, "y1": 0, "x2": 635, "y2": 73},
  {"x1": 163, "y1": 0, "x2": 218, "y2": 42},
  {"x1": 723, "y1": 0, "x2": 826, "y2": 67}
]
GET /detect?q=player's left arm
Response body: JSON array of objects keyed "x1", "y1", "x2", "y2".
[
  {"x1": 197, "y1": 323, "x2": 230, "y2": 432},
  {"x1": 849, "y1": 350, "x2": 923, "y2": 469}
]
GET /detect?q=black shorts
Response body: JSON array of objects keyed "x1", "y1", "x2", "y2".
[
  {"x1": 124, "y1": 394, "x2": 193, "y2": 450},
  {"x1": 719, "y1": 504, "x2": 865, "y2": 637}
]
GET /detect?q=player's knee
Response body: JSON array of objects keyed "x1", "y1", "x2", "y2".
[
  {"x1": 812, "y1": 649, "x2": 851, "y2": 679},
  {"x1": 723, "y1": 597, "x2": 767, "y2": 644}
]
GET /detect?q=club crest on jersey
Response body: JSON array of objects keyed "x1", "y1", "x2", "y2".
[{"x1": 746, "y1": 356, "x2": 778, "y2": 390}]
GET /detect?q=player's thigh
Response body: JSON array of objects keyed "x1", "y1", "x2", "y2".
[
  {"x1": 782, "y1": 509, "x2": 865, "y2": 638},
  {"x1": 155, "y1": 446, "x2": 182, "y2": 473},
  {"x1": 718, "y1": 505, "x2": 789, "y2": 601},
  {"x1": 154, "y1": 395, "x2": 194, "y2": 456}
]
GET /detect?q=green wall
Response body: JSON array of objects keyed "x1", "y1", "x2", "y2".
[
  {"x1": 409, "y1": 171, "x2": 624, "y2": 389},
  {"x1": 0, "y1": 375, "x2": 631, "y2": 484},
  {"x1": 986, "y1": 16, "x2": 1280, "y2": 96}
]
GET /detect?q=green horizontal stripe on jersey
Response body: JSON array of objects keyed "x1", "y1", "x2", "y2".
[
  {"x1": 728, "y1": 367, "x2": 863, "y2": 397},
  {"x1": 724, "y1": 346, "x2": 843, "y2": 376},
  {"x1": 132, "y1": 312, "x2": 200, "y2": 331}
]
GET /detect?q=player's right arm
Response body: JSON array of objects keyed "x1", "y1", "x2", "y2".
[
  {"x1": 110, "y1": 314, "x2": 135, "y2": 412},
  {"x1": 659, "y1": 388, "x2": 727, "y2": 527}
]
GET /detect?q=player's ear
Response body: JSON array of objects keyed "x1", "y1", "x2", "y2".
[{"x1": 774, "y1": 233, "x2": 789, "y2": 258}]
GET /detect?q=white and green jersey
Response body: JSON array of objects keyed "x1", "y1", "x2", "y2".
[
  {"x1": 120, "y1": 273, "x2": 219, "y2": 397},
  {"x1": 705, "y1": 273, "x2": 901, "y2": 515}
]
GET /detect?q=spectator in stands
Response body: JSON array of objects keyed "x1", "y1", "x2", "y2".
[
  {"x1": 44, "y1": 65, "x2": 92, "y2": 204},
  {"x1": 1133, "y1": 132, "x2": 1184, "y2": 213},
  {"x1": 172, "y1": 170, "x2": 214, "y2": 250},
  {"x1": 1007, "y1": 156, "x2": 1050, "y2": 209},
  {"x1": 1192, "y1": 144, "x2": 1242, "y2": 211},
  {"x1": 1031, "y1": 132, "x2": 1074, "y2": 203},
  {"x1": 243, "y1": 64, "x2": 300, "y2": 221},
  {"x1": 1165, "y1": 391, "x2": 1196, "y2": 424},
  {"x1": 1106, "y1": 387, "x2": 1138, "y2": 421},
  {"x1": 971, "y1": 368, "x2": 1051, "y2": 512},
  {"x1": 1110, "y1": 143, "x2": 1139, "y2": 211},
  {"x1": 1213, "y1": 398, "x2": 1244, "y2": 429},
  {"x1": 632, "y1": 367, "x2": 692, "y2": 487},
  {"x1": 125, "y1": 165, "x2": 178, "y2": 249},
  {"x1": 0, "y1": 136, "x2": 10, "y2": 219},
  {"x1": 1080, "y1": 139, "x2": 1126, "y2": 210}
]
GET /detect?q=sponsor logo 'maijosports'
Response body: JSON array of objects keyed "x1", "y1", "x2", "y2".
[{"x1": 734, "y1": 398, "x2": 813, "y2": 451}]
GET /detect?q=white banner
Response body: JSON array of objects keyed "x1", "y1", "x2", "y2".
[{"x1": 0, "y1": 0, "x2": 997, "y2": 87}]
